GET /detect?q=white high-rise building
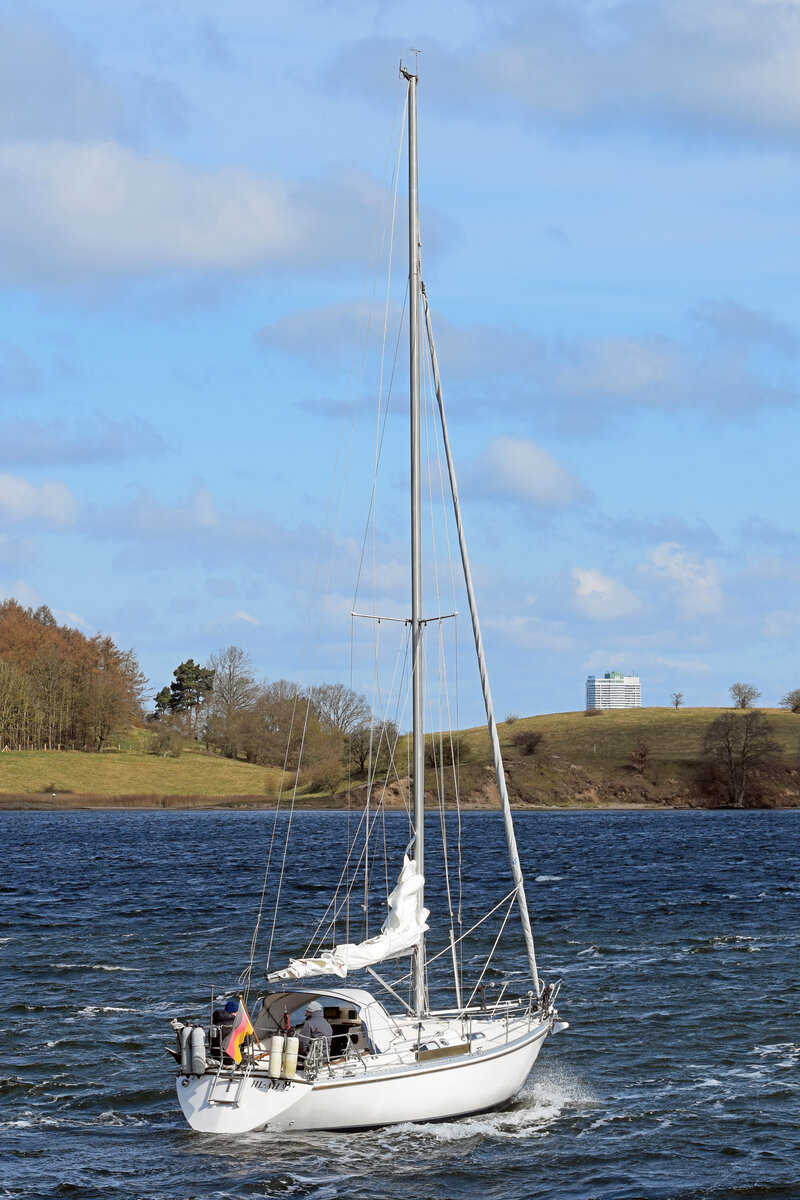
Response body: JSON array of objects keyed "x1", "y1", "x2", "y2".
[{"x1": 585, "y1": 671, "x2": 641, "y2": 710}]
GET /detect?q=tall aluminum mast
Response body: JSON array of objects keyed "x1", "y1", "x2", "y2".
[{"x1": 401, "y1": 63, "x2": 426, "y2": 1017}]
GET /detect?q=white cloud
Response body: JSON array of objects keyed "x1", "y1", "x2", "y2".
[
  {"x1": 260, "y1": 302, "x2": 539, "y2": 381},
  {"x1": 486, "y1": 614, "x2": 573, "y2": 651},
  {"x1": 469, "y1": 436, "x2": 591, "y2": 508},
  {"x1": 82, "y1": 483, "x2": 317, "y2": 575},
  {"x1": 641, "y1": 542, "x2": 723, "y2": 618},
  {"x1": 0, "y1": 473, "x2": 78, "y2": 526},
  {"x1": 365, "y1": 1, "x2": 800, "y2": 147},
  {"x1": 260, "y1": 301, "x2": 374, "y2": 368},
  {"x1": 54, "y1": 608, "x2": 88, "y2": 628},
  {"x1": 554, "y1": 337, "x2": 682, "y2": 401},
  {"x1": 0, "y1": 142, "x2": 378, "y2": 284},
  {"x1": 261, "y1": 297, "x2": 798, "y2": 426},
  {"x1": 0, "y1": 9, "x2": 123, "y2": 141},
  {"x1": 207, "y1": 607, "x2": 260, "y2": 630},
  {"x1": 572, "y1": 567, "x2": 641, "y2": 620},
  {"x1": 88, "y1": 485, "x2": 224, "y2": 541},
  {"x1": 695, "y1": 301, "x2": 799, "y2": 353},
  {"x1": 0, "y1": 416, "x2": 165, "y2": 466},
  {"x1": 233, "y1": 609, "x2": 258, "y2": 626}
]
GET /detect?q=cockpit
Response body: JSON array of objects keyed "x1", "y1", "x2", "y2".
[{"x1": 253, "y1": 987, "x2": 397, "y2": 1057}]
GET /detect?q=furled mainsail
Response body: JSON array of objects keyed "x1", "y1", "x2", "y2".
[{"x1": 267, "y1": 856, "x2": 429, "y2": 981}]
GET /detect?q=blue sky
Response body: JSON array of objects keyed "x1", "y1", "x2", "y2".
[{"x1": 1, "y1": 0, "x2": 799, "y2": 722}]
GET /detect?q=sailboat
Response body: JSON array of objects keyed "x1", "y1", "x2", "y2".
[{"x1": 172, "y1": 64, "x2": 567, "y2": 1135}]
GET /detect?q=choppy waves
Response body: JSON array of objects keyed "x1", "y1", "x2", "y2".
[{"x1": 1, "y1": 808, "x2": 798, "y2": 1200}]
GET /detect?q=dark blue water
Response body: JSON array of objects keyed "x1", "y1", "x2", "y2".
[{"x1": 2, "y1": 810, "x2": 798, "y2": 1200}]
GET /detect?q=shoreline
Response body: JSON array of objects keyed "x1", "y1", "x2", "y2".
[{"x1": 1, "y1": 794, "x2": 796, "y2": 813}]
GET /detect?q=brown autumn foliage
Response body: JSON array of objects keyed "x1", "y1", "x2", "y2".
[{"x1": 0, "y1": 599, "x2": 146, "y2": 751}]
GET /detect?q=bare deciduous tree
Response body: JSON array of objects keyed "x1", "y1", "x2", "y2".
[
  {"x1": 701, "y1": 711, "x2": 781, "y2": 807},
  {"x1": 670, "y1": 691, "x2": 684, "y2": 709},
  {"x1": 512, "y1": 729, "x2": 545, "y2": 757},
  {"x1": 629, "y1": 740, "x2": 651, "y2": 774},
  {"x1": 729, "y1": 682, "x2": 761, "y2": 709},
  {"x1": 205, "y1": 645, "x2": 258, "y2": 756},
  {"x1": 208, "y1": 646, "x2": 258, "y2": 716},
  {"x1": 348, "y1": 720, "x2": 399, "y2": 773},
  {"x1": 309, "y1": 683, "x2": 370, "y2": 735},
  {"x1": 780, "y1": 688, "x2": 800, "y2": 713}
]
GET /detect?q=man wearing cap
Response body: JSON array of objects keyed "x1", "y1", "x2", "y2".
[{"x1": 297, "y1": 1001, "x2": 333, "y2": 1057}]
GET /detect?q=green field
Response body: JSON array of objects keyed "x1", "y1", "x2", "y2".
[
  {"x1": 0, "y1": 738, "x2": 284, "y2": 806},
  {"x1": 2, "y1": 707, "x2": 799, "y2": 809}
]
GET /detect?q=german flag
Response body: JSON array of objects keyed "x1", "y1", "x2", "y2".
[{"x1": 222, "y1": 999, "x2": 254, "y2": 1064}]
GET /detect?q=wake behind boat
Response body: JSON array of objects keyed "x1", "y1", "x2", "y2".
[{"x1": 171, "y1": 63, "x2": 567, "y2": 1136}]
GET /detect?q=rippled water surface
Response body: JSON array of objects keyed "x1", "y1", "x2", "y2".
[{"x1": 2, "y1": 809, "x2": 799, "y2": 1200}]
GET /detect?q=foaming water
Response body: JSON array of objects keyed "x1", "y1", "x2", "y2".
[{"x1": 1, "y1": 809, "x2": 798, "y2": 1200}]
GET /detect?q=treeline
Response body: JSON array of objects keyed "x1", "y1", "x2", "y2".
[
  {"x1": 153, "y1": 646, "x2": 397, "y2": 789},
  {"x1": 0, "y1": 600, "x2": 146, "y2": 751}
]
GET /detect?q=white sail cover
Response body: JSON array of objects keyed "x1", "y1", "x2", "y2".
[{"x1": 267, "y1": 856, "x2": 429, "y2": 982}]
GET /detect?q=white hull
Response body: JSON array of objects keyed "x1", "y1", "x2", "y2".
[{"x1": 177, "y1": 1021, "x2": 549, "y2": 1134}]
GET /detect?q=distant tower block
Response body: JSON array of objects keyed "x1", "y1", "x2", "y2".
[{"x1": 585, "y1": 671, "x2": 641, "y2": 710}]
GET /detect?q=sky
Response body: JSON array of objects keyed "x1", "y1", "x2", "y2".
[{"x1": 1, "y1": 0, "x2": 799, "y2": 723}]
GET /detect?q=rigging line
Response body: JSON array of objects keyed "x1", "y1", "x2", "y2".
[
  {"x1": 266, "y1": 146, "x2": 404, "y2": 971},
  {"x1": 358, "y1": 617, "x2": 413, "y2": 826},
  {"x1": 342, "y1": 609, "x2": 358, "y2": 946},
  {"x1": 424, "y1": 329, "x2": 460, "y2": 633},
  {"x1": 352, "y1": 101, "x2": 408, "y2": 614},
  {"x1": 382, "y1": 780, "x2": 390, "y2": 916},
  {"x1": 420, "y1": 629, "x2": 459, "y2": 1006},
  {"x1": 463, "y1": 895, "x2": 517, "y2": 1012},
  {"x1": 301, "y1": 689, "x2": 408, "y2": 953},
  {"x1": 422, "y1": 285, "x2": 540, "y2": 996},
  {"x1": 356, "y1": 628, "x2": 411, "y2": 940},
  {"x1": 370, "y1": 93, "x2": 406, "y2": 628},
  {"x1": 250, "y1": 91, "x2": 407, "y2": 985},
  {"x1": 422, "y1": 350, "x2": 462, "y2": 972},
  {"x1": 351, "y1": 279, "x2": 408, "y2": 611},
  {"x1": 241, "y1": 678, "x2": 307, "y2": 996},
  {"x1": 433, "y1": 585, "x2": 462, "y2": 940},
  {"x1": 420, "y1": 347, "x2": 452, "y2": 913},
  {"x1": 368, "y1": 620, "x2": 407, "y2": 784},
  {"x1": 302, "y1": 798, "x2": 372, "y2": 954},
  {"x1": 434, "y1": 624, "x2": 456, "y2": 923},
  {"x1": 303, "y1": 802, "x2": 376, "y2": 954},
  {"x1": 310, "y1": 790, "x2": 389, "y2": 952},
  {"x1": 420, "y1": 289, "x2": 464, "y2": 942},
  {"x1": 423, "y1": 887, "x2": 517, "y2": 967},
  {"x1": 302, "y1": 664, "x2": 408, "y2": 955},
  {"x1": 378, "y1": 625, "x2": 413, "y2": 825},
  {"x1": 380, "y1": 885, "x2": 516, "y2": 1002},
  {"x1": 369, "y1": 106, "x2": 403, "y2": 667},
  {"x1": 423, "y1": 332, "x2": 462, "y2": 836},
  {"x1": 451, "y1": 612, "x2": 464, "y2": 989},
  {"x1": 265, "y1": 687, "x2": 319, "y2": 973}
]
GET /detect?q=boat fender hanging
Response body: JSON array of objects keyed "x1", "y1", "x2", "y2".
[
  {"x1": 178, "y1": 1025, "x2": 192, "y2": 1074},
  {"x1": 269, "y1": 1034, "x2": 284, "y2": 1079},
  {"x1": 282, "y1": 1035, "x2": 299, "y2": 1079},
  {"x1": 189, "y1": 1026, "x2": 207, "y2": 1075}
]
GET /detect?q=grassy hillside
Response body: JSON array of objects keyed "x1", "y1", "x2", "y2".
[
  {"x1": 1, "y1": 708, "x2": 798, "y2": 809},
  {"x1": 0, "y1": 738, "x2": 284, "y2": 806},
  {"x1": 451, "y1": 707, "x2": 800, "y2": 808}
]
